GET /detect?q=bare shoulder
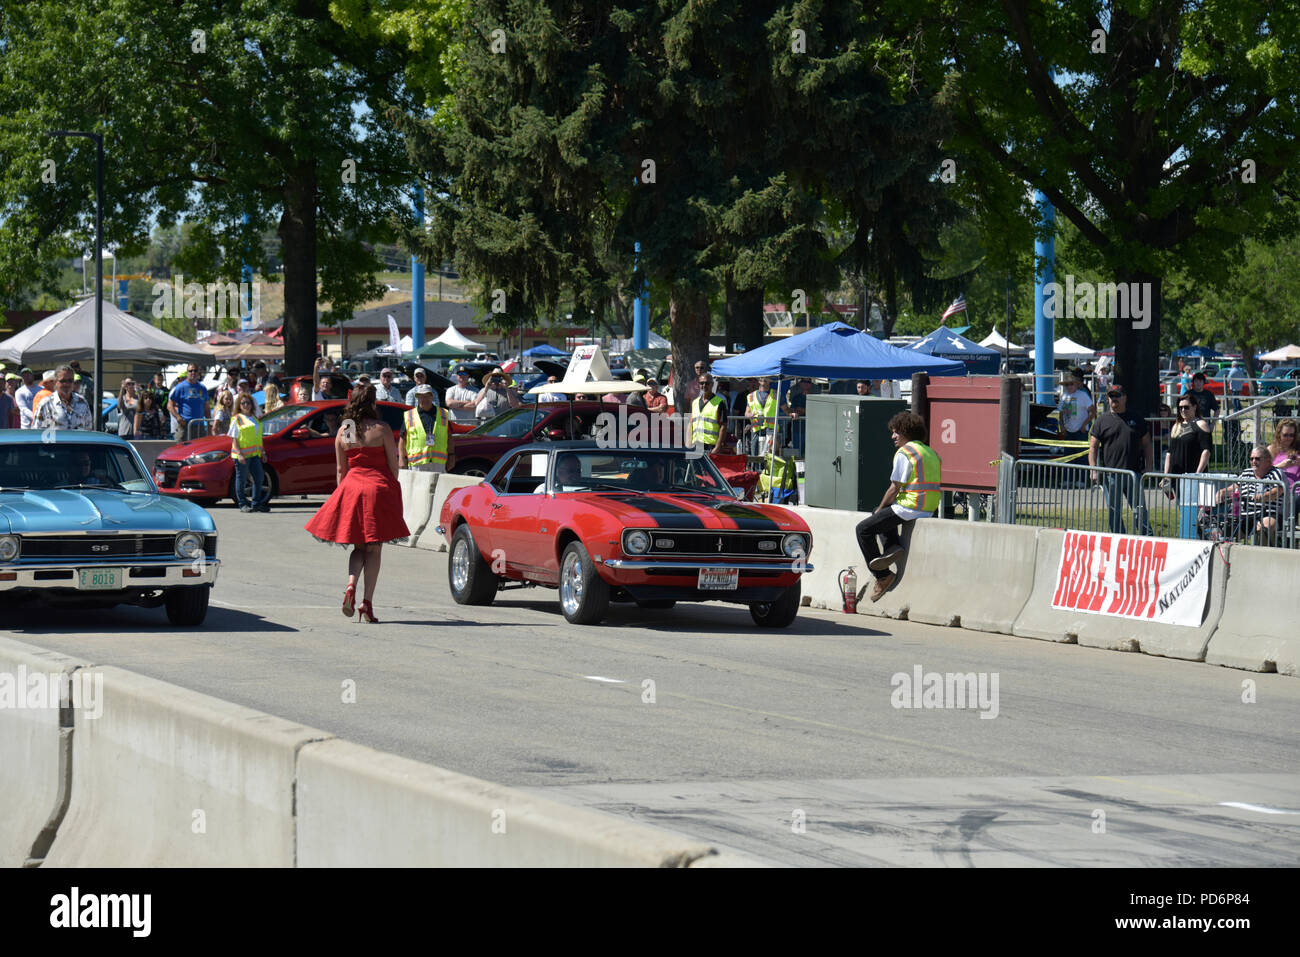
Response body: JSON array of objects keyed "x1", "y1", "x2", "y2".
[
  {"x1": 1196, "y1": 419, "x2": 1212, "y2": 431},
  {"x1": 364, "y1": 418, "x2": 391, "y2": 445}
]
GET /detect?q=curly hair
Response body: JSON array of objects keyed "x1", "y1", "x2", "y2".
[
  {"x1": 1272, "y1": 418, "x2": 1299, "y2": 452},
  {"x1": 342, "y1": 384, "x2": 376, "y2": 426},
  {"x1": 887, "y1": 410, "x2": 928, "y2": 443}
]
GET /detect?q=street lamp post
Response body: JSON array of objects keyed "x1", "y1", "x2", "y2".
[{"x1": 50, "y1": 130, "x2": 104, "y2": 431}]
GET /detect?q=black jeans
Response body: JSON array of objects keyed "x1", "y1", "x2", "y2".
[{"x1": 855, "y1": 510, "x2": 907, "y2": 581}]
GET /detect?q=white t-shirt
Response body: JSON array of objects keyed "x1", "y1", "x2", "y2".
[
  {"x1": 889, "y1": 447, "x2": 932, "y2": 521},
  {"x1": 15, "y1": 384, "x2": 35, "y2": 428},
  {"x1": 1057, "y1": 388, "x2": 1094, "y2": 433},
  {"x1": 445, "y1": 385, "x2": 479, "y2": 421}
]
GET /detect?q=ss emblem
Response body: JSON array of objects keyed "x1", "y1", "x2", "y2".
[{"x1": 91, "y1": 545, "x2": 110, "y2": 552}]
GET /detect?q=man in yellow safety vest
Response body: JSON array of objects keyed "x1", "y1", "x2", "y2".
[
  {"x1": 746, "y1": 376, "x2": 779, "y2": 455},
  {"x1": 854, "y1": 411, "x2": 942, "y2": 602},
  {"x1": 689, "y1": 374, "x2": 732, "y2": 454},
  {"x1": 399, "y1": 384, "x2": 453, "y2": 473}
]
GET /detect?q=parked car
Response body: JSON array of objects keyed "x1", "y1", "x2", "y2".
[
  {"x1": 449, "y1": 401, "x2": 677, "y2": 477},
  {"x1": 0, "y1": 431, "x2": 219, "y2": 625},
  {"x1": 152, "y1": 400, "x2": 408, "y2": 506},
  {"x1": 437, "y1": 442, "x2": 813, "y2": 626}
]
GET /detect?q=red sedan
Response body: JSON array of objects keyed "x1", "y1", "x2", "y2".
[
  {"x1": 437, "y1": 442, "x2": 813, "y2": 626},
  {"x1": 152, "y1": 400, "x2": 408, "y2": 505}
]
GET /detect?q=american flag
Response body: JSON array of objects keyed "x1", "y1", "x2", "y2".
[{"x1": 941, "y1": 295, "x2": 966, "y2": 322}]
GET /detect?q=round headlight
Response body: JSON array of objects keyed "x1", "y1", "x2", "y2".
[
  {"x1": 624, "y1": 530, "x2": 650, "y2": 554},
  {"x1": 175, "y1": 531, "x2": 205, "y2": 560},
  {"x1": 782, "y1": 533, "x2": 808, "y2": 558},
  {"x1": 0, "y1": 535, "x2": 20, "y2": 562}
]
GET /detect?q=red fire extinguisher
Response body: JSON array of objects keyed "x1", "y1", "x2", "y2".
[{"x1": 839, "y1": 566, "x2": 858, "y2": 614}]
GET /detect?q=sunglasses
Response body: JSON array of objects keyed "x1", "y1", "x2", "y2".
[
  {"x1": 1249, "y1": 457, "x2": 1266, "y2": 462},
  {"x1": 1178, "y1": 405, "x2": 1193, "y2": 410}
]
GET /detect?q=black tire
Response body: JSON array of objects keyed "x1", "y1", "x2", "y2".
[
  {"x1": 558, "y1": 541, "x2": 610, "y2": 625},
  {"x1": 749, "y1": 581, "x2": 801, "y2": 628},
  {"x1": 635, "y1": 599, "x2": 676, "y2": 610},
  {"x1": 165, "y1": 585, "x2": 210, "y2": 626},
  {"x1": 228, "y1": 465, "x2": 277, "y2": 505},
  {"x1": 448, "y1": 525, "x2": 499, "y2": 605},
  {"x1": 453, "y1": 461, "x2": 491, "y2": 478}
]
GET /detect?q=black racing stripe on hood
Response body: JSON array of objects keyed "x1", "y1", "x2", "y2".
[
  {"x1": 708, "y1": 502, "x2": 782, "y2": 531},
  {"x1": 600, "y1": 495, "x2": 707, "y2": 529}
]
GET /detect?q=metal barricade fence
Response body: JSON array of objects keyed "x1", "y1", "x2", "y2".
[
  {"x1": 1139, "y1": 471, "x2": 1296, "y2": 548},
  {"x1": 185, "y1": 419, "x2": 212, "y2": 440},
  {"x1": 997, "y1": 459, "x2": 1149, "y2": 536}
]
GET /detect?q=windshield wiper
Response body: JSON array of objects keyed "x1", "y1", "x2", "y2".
[
  {"x1": 574, "y1": 482, "x2": 627, "y2": 492},
  {"x1": 52, "y1": 483, "x2": 130, "y2": 492},
  {"x1": 663, "y1": 483, "x2": 718, "y2": 495}
]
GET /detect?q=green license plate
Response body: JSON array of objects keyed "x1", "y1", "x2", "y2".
[{"x1": 78, "y1": 568, "x2": 124, "y2": 590}]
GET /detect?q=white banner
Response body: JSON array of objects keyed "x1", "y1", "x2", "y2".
[{"x1": 1050, "y1": 531, "x2": 1213, "y2": 628}]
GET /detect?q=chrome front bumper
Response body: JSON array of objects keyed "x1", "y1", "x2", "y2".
[
  {"x1": 600, "y1": 559, "x2": 812, "y2": 572},
  {"x1": 0, "y1": 559, "x2": 221, "y2": 591}
]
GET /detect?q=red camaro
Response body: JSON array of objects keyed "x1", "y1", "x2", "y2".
[
  {"x1": 153, "y1": 400, "x2": 408, "y2": 505},
  {"x1": 437, "y1": 442, "x2": 813, "y2": 626}
]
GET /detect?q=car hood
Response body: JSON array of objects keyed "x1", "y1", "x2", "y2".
[
  {"x1": 155, "y1": 434, "x2": 230, "y2": 461},
  {"x1": 0, "y1": 488, "x2": 215, "y2": 534},
  {"x1": 571, "y1": 493, "x2": 809, "y2": 533}
]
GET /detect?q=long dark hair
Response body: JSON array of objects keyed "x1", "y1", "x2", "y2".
[{"x1": 342, "y1": 384, "x2": 377, "y2": 426}]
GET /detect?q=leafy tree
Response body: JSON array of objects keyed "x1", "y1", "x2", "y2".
[{"x1": 926, "y1": 0, "x2": 1300, "y2": 415}]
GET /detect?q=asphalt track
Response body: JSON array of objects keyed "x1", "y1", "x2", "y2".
[{"x1": 5, "y1": 498, "x2": 1298, "y2": 867}]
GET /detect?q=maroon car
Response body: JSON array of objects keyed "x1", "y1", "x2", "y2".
[
  {"x1": 450, "y1": 401, "x2": 679, "y2": 477},
  {"x1": 152, "y1": 400, "x2": 408, "y2": 506}
]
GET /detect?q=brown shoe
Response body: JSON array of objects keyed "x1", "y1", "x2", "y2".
[{"x1": 870, "y1": 572, "x2": 896, "y2": 603}]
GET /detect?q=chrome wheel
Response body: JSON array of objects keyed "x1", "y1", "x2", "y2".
[
  {"x1": 451, "y1": 538, "x2": 470, "y2": 594},
  {"x1": 560, "y1": 550, "x2": 583, "y2": 617}
]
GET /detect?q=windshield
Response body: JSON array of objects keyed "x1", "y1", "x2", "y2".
[
  {"x1": 552, "y1": 450, "x2": 731, "y2": 495},
  {"x1": 0, "y1": 443, "x2": 154, "y2": 492},
  {"x1": 259, "y1": 404, "x2": 314, "y2": 436},
  {"x1": 469, "y1": 406, "x2": 543, "y2": 439}
]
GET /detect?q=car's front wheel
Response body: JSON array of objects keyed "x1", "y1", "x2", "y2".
[
  {"x1": 559, "y1": 541, "x2": 610, "y2": 625},
  {"x1": 165, "y1": 585, "x2": 210, "y2": 626},
  {"x1": 228, "y1": 465, "x2": 277, "y2": 505},
  {"x1": 449, "y1": 525, "x2": 498, "y2": 605},
  {"x1": 749, "y1": 581, "x2": 801, "y2": 628}
]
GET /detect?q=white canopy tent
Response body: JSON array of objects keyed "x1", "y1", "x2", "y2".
[
  {"x1": 978, "y1": 330, "x2": 1028, "y2": 355},
  {"x1": 0, "y1": 298, "x2": 208, "y2": 366},
  {"x1": 1259, "y1": 344, "x2": 1300, "y2": 362},
  {"x1": 1053, "y1": 336, "x2": 1096, "y2": 360},
  {"x1": 431, "y1": 319, "x2": 485, "y2": 352}
]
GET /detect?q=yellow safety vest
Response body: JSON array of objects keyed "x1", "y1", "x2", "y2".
[
  {"x1": 404, "y1": 407, "x2": 449, "y2": 468},
  {"x1": 757, "y1": 455, "x2": 797, "y2": 499},
  {"x1": 234, "y1": 414, "x2": 263, "y2": 457},
  {"x1": 895, "y1": 441, "x2": 942, "y2": 512},
  {"x1": 746, "y1": 390, "x2": 778, "y2": 431},
  {"x1": 691, "y1": 395, "x2": 726, "y2": 447}
]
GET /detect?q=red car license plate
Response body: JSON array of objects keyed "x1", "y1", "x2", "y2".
[{"x1": 698, "y1": 568, "x2": 739, "y2": 590}]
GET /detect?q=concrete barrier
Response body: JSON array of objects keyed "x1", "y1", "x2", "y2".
[
  {"x1": 1205, "y1": 544, "x2": 1300, "y2": 676},
  {"x1": 43, "y1": 667, "x2": 333, "y2": 867},
  {"x1": 416, "y1": 473, "x2": 484, "y2": 552},
  {"x1": 295, "y1": 738, "x2": 722, "y2": 867},
  {"x1": 0, "y1": 639, "x2": 92, "y2": 867},
  {"x1": 1012, "y1": 529, "x2": 1228, "y2": 661},
  {"x1": 789, "y1": 509, "x2": 1038, "y2": 634},
  {"x1": 396, "y1": 468, "x2": 438, "y2": 548}
]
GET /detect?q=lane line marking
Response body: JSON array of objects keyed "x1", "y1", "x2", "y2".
[
  {"x1": 584, "y1": 676, "x2": 626, "y2": 684},
  {"x1": 1218, "y1": 802, "x2": 1300, "y2": 815}
]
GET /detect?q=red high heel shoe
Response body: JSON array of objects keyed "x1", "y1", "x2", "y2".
[
  {"x1": 357, "y1": 600, "x2": 378, "y2": 624},
  {"x1": 341, "y1": 584, "x2": 356, "y2": 618}
]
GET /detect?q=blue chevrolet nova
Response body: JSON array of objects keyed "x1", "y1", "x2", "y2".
[{"x1": 0, "y1": 430, "x2": 219, "y2": 625}]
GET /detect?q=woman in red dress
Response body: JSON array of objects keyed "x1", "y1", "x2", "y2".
[{"x1": 305, "y1": 385, "x2": 409, "y2": 622}]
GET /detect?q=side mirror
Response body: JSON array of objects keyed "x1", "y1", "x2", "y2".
[{"x1": 290, "y1": 428, "x2": 311, "y2": 439}]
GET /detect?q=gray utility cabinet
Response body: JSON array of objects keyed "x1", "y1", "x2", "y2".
[{"x1": 804, "y1": 395, "x2": 907, "y2": 511}]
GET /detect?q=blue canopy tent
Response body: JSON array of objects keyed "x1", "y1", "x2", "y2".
[
  {"x1": 523, "y1": 344, "x2": 568, "y2": 357},
  {"x1": 1173, "y1": 345, "x2": 1223, "y2": 359},
  {"x1": 908, "y1": 326, "x2": 1001, "y2": 375},
  {"x1": 711, "y1": 322, "x2": 965, "y2": 379},
  {"x1": 711, "y1": 323, "x2": 963, "y2": 499}
]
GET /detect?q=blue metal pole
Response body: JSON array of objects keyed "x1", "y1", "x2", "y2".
[
  {"x1": 412, "y1": 185, "x2": 426, "y2": 349},
  {"x1": 117, "y1": 278, "x2": 129, "y2": 312},
  {"x1": 240, "y1": 213, "x2": 254, "y2": 331},
  {"x1": 1032, "y1": 192, "x2": 1056, "y2": 404},
  {"x1": 633, "y1": 240, "x2": 648, "y2": 350}
]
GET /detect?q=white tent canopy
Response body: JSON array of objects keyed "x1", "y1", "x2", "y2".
[
  {"x1": 1053, "y1": 336, "x2": 1096, "y2": 360},
  {"x1": 1259, "y1": 344, "x2": 1300, "y2": 362},
  {"x1": 431, "y1": 319, "x2": 485, "y2": 352},
  {"x1": 0, "y1": 298, "x2": 208, "y2": 366},
  {"x1": 978, "y1": 330, "x2": 1028, "y2": 355}
]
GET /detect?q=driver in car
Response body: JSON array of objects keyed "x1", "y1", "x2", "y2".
[
  {"x1": 309, "y1": 410, "x2": 342, "y2": 438},
  {"x1": 69, "y1": 451, "x2": 105, "y2": 486},
  {"x1": 537, "y1": 453, "x2": 583, "y2": 493}
]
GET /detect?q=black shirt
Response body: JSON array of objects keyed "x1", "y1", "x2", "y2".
[
  {"x1": 1091, "y1": 411, "x2": 1149, "y2": 472},
  {"x1": 1184, "y1": 387, "x2": 1219, "y2": 418},
  {"x1": 1167, "y1": 422, "x2": 1212, "y2": 474}
]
